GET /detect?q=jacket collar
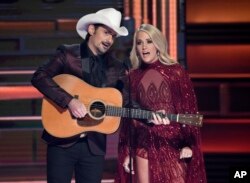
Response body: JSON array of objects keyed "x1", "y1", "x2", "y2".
[
  {"x1": 80, "y1": 40, "x2": 94, "y2": 59},
  {"x1": 80, "y1": 40, "x2": 107, "y2": 59}
]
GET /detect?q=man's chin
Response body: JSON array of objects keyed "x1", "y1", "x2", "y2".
[{"x1": 98, "y1": 48, "x2": 109, "y2": 54}]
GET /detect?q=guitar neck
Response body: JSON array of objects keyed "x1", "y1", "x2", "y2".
[{"x1": 106, "y1": 106, "x2": 178, "y2": 121}]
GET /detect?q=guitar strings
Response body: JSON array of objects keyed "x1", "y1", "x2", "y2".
[{"x1": 80, "y1": 103, "x2": 201, "y2": 121}]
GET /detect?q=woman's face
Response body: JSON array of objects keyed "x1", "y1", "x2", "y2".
[{"x1": 136, "y1": 31, "x2": 158, "y2": 64}]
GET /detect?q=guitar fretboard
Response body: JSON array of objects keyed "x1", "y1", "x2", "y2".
[{"x1": 106, "y1": 106, "x2": 178, "y2": 121}]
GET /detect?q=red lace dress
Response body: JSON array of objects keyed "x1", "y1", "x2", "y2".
[{"x1": 115, "y1": 61, "x2": 207, "y2": 183}]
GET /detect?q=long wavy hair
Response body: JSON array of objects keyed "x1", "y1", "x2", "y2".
[{"x1": 130, "y1": 24, "x2": 177, "y2": 69}]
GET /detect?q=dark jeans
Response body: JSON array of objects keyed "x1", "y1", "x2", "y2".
[{"x1": 47, "y1": 137, "x2": 105, "y2": 183}]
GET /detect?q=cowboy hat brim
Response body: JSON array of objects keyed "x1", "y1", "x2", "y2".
[{"x1": 76, "y1": 13, "x2": 128, "y2": 39}]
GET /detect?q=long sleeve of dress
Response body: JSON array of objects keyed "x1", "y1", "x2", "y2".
[{"x1": 169, "y1": 65, "x2": 207, "y2": 182}]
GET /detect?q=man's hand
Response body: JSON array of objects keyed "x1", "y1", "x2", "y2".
[{"x1": 68, "y1": 98, "x2": 87, "y2": 118}]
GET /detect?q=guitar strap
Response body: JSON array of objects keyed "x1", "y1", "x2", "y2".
[{"x1": 81, "y1": 58, "x2": 91, "y2": 83}]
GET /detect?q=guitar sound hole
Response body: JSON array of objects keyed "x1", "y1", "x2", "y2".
[{"x1": 89, "y1": 101, "x2": 105, "y2": 119}]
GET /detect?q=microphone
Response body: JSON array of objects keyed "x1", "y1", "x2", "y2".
[{"x1": 123, "y1": 57, "x2": 134, "y2": 183}]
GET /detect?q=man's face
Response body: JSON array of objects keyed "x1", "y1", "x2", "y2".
[{"x1": 87, "y1": 25, "x2": 117, "y2": 55}]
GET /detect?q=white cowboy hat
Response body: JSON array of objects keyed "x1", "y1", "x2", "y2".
[{"x1": 76, "y1": 8, "x2": 128, "y2": 39}]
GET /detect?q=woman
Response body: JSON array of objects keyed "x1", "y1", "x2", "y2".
[{"x1": 115, "y1": 24, "x2": 207, "y2": 183}]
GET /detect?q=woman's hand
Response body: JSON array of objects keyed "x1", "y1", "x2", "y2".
[
  {"x1": 149, "y1": 110, "x2": 170, "y2": 125},
  {"x1": 180, "y1": 146, "x2": 193, "y2": 159},
  {"x1": 123, "y1": 156, "x2": 135, "y2": 174}
]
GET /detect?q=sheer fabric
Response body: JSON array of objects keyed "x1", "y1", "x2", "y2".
[{"x1": 115, "y1": 61, "x2": 207, "y2": 183}]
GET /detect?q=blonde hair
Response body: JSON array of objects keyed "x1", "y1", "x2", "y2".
[{"x1": 130, "y1": 24, "x2": 177, "y2": 69}]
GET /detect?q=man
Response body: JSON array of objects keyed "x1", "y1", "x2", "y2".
[{"x1": 31, "y1": 8, "x2": 128, "y2": 183}]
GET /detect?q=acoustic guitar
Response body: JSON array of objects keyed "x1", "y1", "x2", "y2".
[{"x1": 42, "y1": 74, "x2": 203, "y2": 138}]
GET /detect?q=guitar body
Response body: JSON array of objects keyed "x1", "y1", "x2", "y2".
[{"x1": 42, "y1": 74, "x2": 122, "y2": 138}]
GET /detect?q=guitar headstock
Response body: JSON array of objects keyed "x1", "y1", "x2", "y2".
[{"x1": 178, "y1": 113, "x2": 203, "y2": 127}]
